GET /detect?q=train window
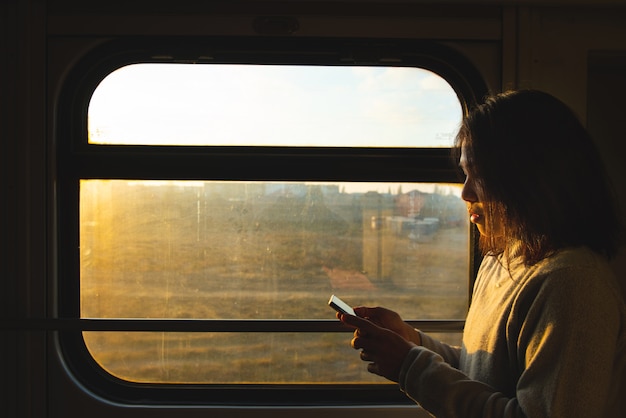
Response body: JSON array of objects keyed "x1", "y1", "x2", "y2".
[
  {"x1": 57, "y1": 38, "x2": 484, "y2": 404},
  {"x1": 88, "y1": 64, "x2": 462, "y2": 147},
  {"x1": 80, "y1": 179, "x2": 468, "y2": 384}
]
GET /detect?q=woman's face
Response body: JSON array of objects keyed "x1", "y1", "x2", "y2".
[{"x1": 459, "y1": 147, "x2": 503, "y2": 237}]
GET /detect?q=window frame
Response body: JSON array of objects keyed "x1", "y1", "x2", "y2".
[{"x1": 55, "y1": 36, "x2": 486, "y2": 406}]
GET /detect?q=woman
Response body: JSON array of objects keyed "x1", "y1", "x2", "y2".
[{"x1": 338, "y1": 90, "x2": 626, "y2": 417}]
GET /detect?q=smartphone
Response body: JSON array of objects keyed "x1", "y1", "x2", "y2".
[{"x1": 328, "y1": 294, "x2": 356, "y2": 316}]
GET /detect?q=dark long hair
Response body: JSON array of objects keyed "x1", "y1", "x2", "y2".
[{"x1": 455, "y1": 90, "x2": 621, "y2": 265}]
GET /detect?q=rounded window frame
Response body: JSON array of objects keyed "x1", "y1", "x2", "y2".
[{"x1": 55, "y1": 36, "x2": 487, "y2": 406}]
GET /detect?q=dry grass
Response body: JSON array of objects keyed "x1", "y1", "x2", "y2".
[{"x1": 80, "y1": 181, "x2": 468, "y2": 383}]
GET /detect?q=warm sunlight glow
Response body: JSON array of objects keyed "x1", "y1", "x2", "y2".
[
  {"x1": 88, "y1": 64, "x2": 462, "y2": 147},
  {"x1": 80, "y1": 180, "x2": 469, "y2": 383}
]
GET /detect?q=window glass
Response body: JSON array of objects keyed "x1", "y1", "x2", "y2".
[
  {"x1": 80, "y1": 180, "x2": 469, "y2": 383},
  {"x1": 83, "y1": 331, "x2": 462, "y2": 384},
  {"x1": 87, "y1": 64, "x2": 462, "y2": 147},
  {"x1": 77, "y1": 62, "x2": 469, "y2": 386}
]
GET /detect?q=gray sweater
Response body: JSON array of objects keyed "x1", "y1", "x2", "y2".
[{"x1": 399, "y1": 246, "x2": 626, "y2": 417}]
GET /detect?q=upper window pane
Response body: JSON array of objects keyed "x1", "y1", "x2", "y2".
[{"x1": 87, "y1": 64, "x2": 462, "y2": 147}]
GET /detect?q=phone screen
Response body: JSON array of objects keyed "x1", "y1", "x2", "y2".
[{"x1": 328, "y1": 294, "x2": 356, "y2": 316}]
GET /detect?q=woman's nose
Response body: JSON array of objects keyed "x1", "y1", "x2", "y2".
[{"x1": 461, "y1": 178, "x2": 478, "y2": 203}]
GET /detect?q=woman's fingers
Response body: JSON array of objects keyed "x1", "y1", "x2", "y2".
[
  {"x1": 341, "y1": 310, "x2": 413, "y2": 381},
  {"x1": 351, "y1": 333, "x2": 371, "y2": 350},
  {"x1": 340, "y1": 311, "x2": 379, "y2": 332}
]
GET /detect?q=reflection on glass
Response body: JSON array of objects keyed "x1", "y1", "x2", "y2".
[{"x1": 80, "y1": 180, "x2": 469, "y2": 383}]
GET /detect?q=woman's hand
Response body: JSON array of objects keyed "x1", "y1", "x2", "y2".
[
  {"x1": 351, "y1": 306, "x2": 422, "y2": 346},
  {"x1": 338, "y1": 312, "x2": 417, "y2": 382}
]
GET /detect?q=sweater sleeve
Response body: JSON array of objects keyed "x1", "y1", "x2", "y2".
[
  {"x1": 399, "y1": 252, "x2": 624, "y2": 418},
  {"x1": 418, "y1": 331, "x2": 461, "y2": 368},
  {"x1": 398, "y1": 346, "x2": 526, "y2": 418}
]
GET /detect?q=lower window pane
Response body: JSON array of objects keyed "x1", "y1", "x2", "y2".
[
  {"x1": 80, "y1": 180, "x2": 468, "y2": 383},
  {"x1": 82, "y1": 331, "x2": 463, "y2": 384}
]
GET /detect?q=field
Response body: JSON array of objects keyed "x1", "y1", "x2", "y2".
[{"x1": 80, "y1": 180, "x2": 469, "y2": 384}]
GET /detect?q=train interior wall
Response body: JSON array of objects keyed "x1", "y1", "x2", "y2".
[{"x1": 2, "y1": 1, "x2": 626, "y2": 417}]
